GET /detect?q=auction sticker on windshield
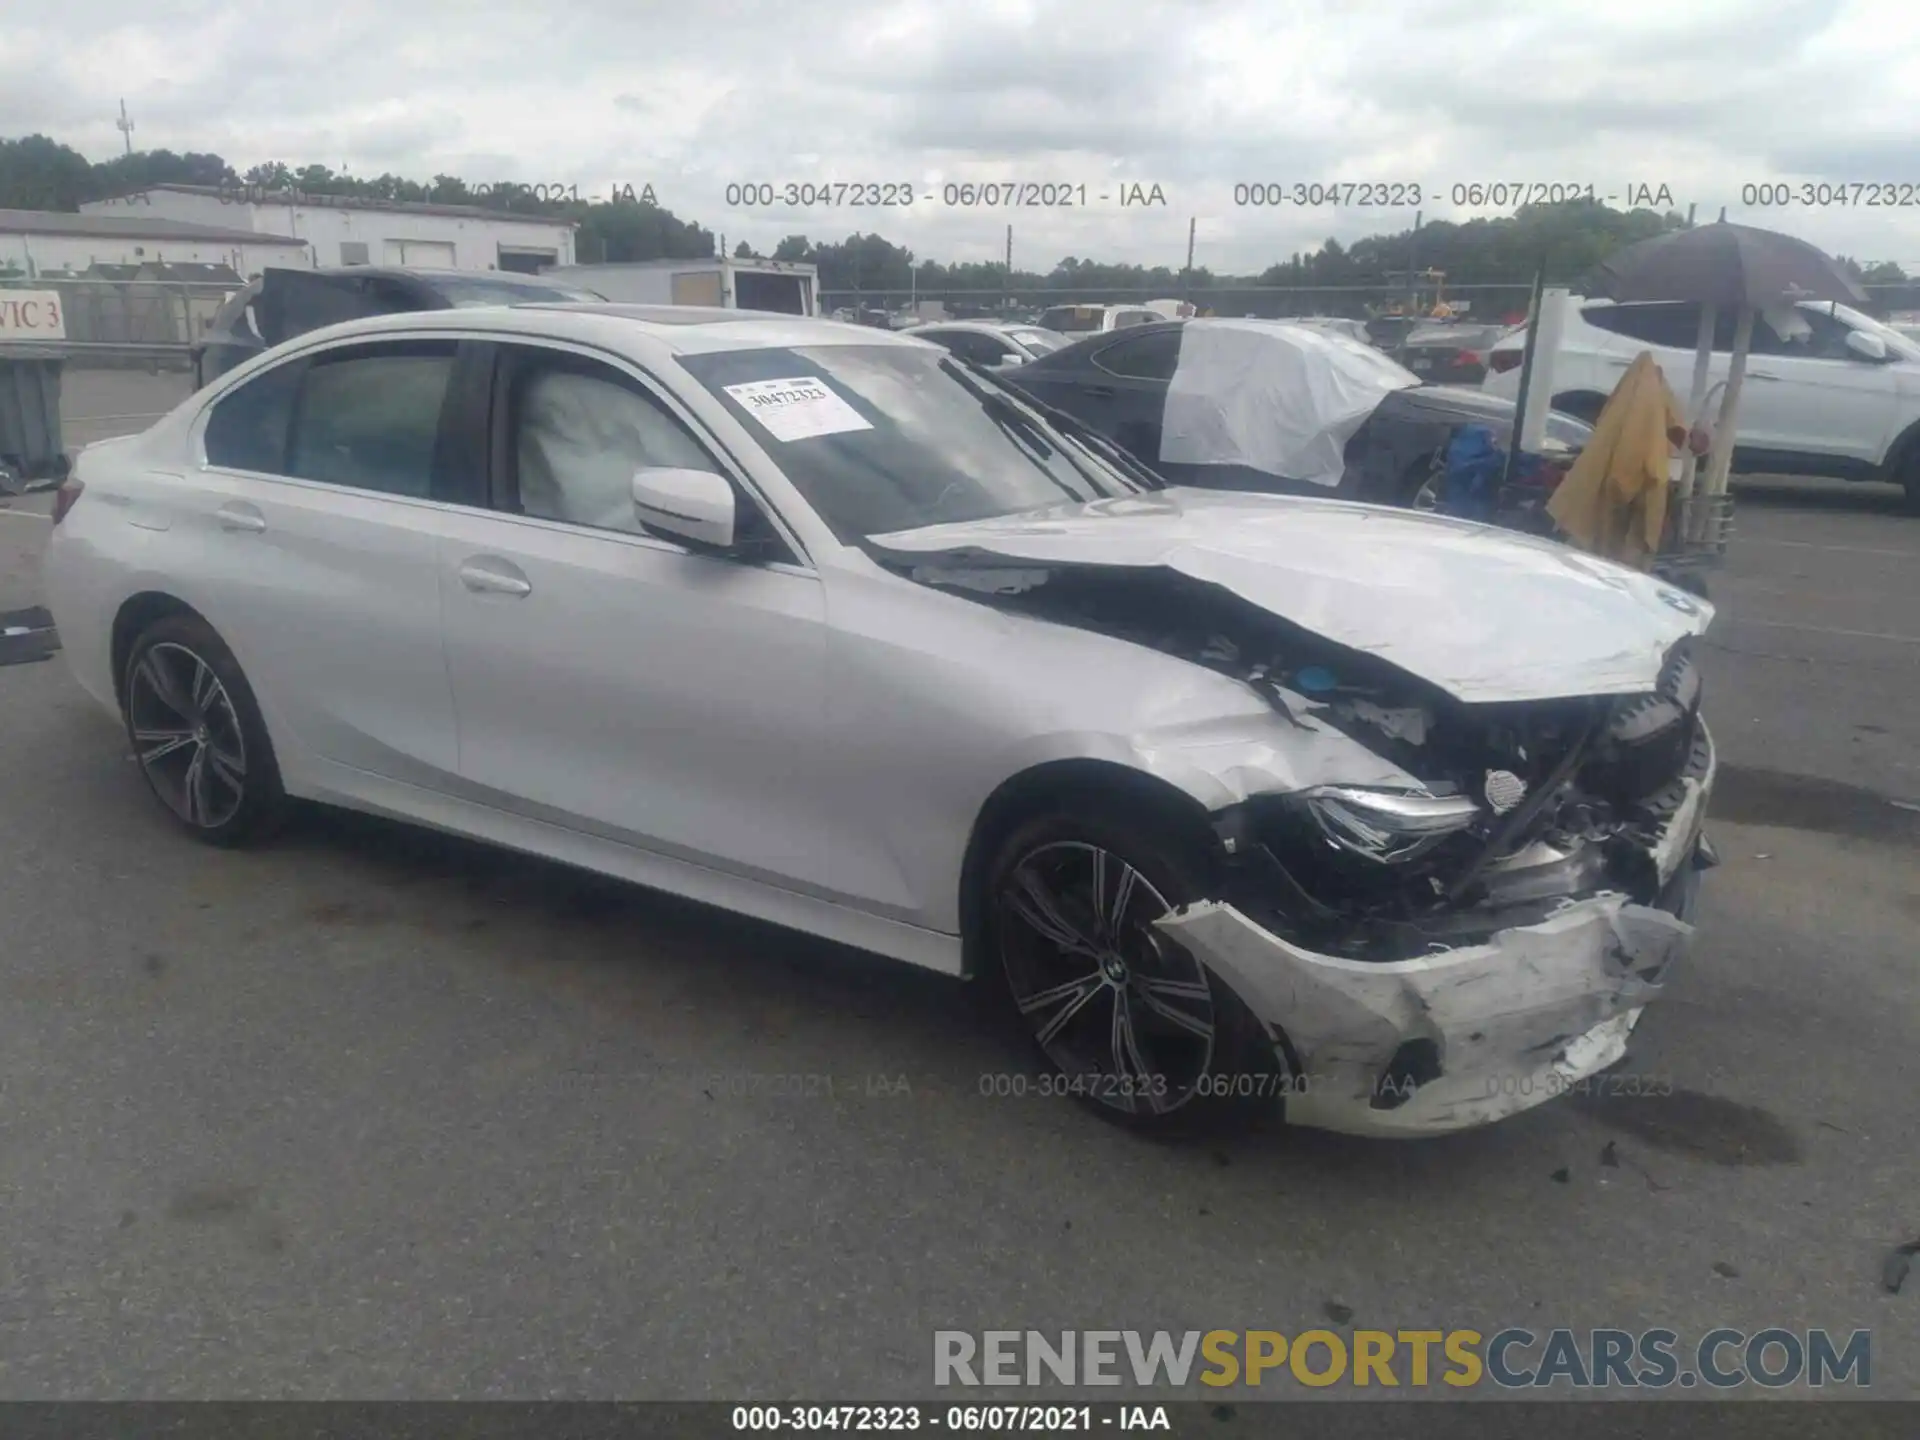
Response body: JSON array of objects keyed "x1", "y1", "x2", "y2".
[{"x1": 723, "y1": 376, "x2": 873, "y2": 442}]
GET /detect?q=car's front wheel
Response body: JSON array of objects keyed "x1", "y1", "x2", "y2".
[
  {"x1": 122, "y1": 614, "x2": 287, "y2": 846},
  {"x1": 985, "y1": 803, "x2": 1286, "y2": 1136}
]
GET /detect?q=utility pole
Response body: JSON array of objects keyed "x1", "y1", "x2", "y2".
[
  {"x1": 1184, "y1": 216, "x2": 1196, "y2": 304},
  {"x1": 1407, "y1": 210, "x2": 1422, "y2": 322},
  {"x1": 1004, "y1": 224, "x2": 1013, "y2": 314},
  {"x1": 115, "y1": 99, "x2": 135, "y2": 156}
]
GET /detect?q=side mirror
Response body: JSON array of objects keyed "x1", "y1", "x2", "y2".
[
  {"x1": 1845, "y1": 330, "x2": 1889, "y2": 362},
  {"x1": 631, "y1": 467, "x2": 735, "y2": 549},
  {"x1": 994, "y1": 352, "x2": 1027, "y2": 370}
]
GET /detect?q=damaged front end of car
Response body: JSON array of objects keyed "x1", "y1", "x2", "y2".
[
  {"x1": 888, "y1": 551, "x2": 1718, "y2": 1136},
  {"x1": 1176, "y1": 630, "x2": 1716, "y2": 1136}
]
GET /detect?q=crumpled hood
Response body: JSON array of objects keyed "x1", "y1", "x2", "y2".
[{"x1": 867, "y1": 488, "x2": 1714, "y2": 704}]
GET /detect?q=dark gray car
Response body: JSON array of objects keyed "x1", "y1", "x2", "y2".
[
  {"x1": 1000, "y1": 320, "x2": 1590, "y2": 507},
  {"x1": 192, "y1": 266, "x2": 605, "y2": 389}
]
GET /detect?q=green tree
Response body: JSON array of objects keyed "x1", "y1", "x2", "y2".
[
  {"x1": 86, "y1": 148, "x2": 237, "y2": 197},
  {"x1": 0, "y1": 135, "x2": 94, "y2": 209}
]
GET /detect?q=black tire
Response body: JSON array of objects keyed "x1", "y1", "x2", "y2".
[
  {"x1": 982, "y1": 800, "x2": 1288, "y2": 1137},
  {"x1": 121, "y1": 613, "x2": 288, "y2": 846},
  {"x1": 1902, "y1": 467, "x2": 1920, "y2": 516}
]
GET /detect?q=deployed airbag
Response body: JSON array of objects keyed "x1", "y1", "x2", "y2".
[{"x1": 1160, "y1": 319, "x2": 1419, "y2": 488}]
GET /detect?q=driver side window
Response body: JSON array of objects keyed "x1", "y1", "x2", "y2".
[{"x1": 501, "y1": 349, "x2": 787, "y2": 555}]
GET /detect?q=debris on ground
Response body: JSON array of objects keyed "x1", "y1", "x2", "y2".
[{"x1": 1883, "y1": 1240, "x2": 1920, "y2": 1296}]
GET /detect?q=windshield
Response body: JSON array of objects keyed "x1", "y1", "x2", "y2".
[
  {"x1": 430, "y1": 276, "x2": 607, "y2": 307},
  {"x1": 678, "y1": 344, "x2": 1152, "y2": 542},
  {"x1": 1543, "y1": 409, "x2": 1594, "y2": 448}
]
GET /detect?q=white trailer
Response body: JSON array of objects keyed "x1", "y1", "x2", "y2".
[{"x1": 540, "y1": 257, "x2": 818, "y2": 317}]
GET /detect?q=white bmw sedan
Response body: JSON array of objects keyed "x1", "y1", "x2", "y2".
[{"x1": 44, "y1": 304, "x2": 1718, "y2": 1138}]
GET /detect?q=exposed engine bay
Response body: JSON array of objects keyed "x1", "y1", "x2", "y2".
[{"x1": 915, "y1": 562, "x2": 1711, "y2": 962}]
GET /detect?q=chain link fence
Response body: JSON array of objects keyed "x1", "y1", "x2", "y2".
[
  {"x1": 0, "y1": 277, "x2": 238, "y2": 370},
  {"x1": 820, "y1": 280, "x2": 1920, "y2": 326}
]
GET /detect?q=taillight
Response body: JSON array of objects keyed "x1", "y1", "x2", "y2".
[
  {"x1": 51, "y1": 478, "x2": 84, "y2": 526},
  {"x1": 1488, "y1": 350, "x2": 1523, "y2": 374},
  {"x1": 1455, "y1": 350, "x2": 1484, "y2": 367}
]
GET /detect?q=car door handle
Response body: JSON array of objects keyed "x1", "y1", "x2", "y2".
[
  {"x1": 1085, "y1": 385, "x2": 1117, "y2": 398},
  {"x1": 457, "y1": 558, "x2": 533, "y2": 597},
  {"x1": 215, "y1": 502, "x2": 266, "y2": 533}
]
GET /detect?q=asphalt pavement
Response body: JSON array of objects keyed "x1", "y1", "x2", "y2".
[{"x1": 0, "y1": 373, "x2": 1915, "y2": 1401}]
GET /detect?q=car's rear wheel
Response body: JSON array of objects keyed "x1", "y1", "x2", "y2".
[
  {"x1": 985, "y1": 804, "x2": 1286, "y2": 1136},
  {"x1": 122, "y1": 614, "x2": 287, "y2": 846}
]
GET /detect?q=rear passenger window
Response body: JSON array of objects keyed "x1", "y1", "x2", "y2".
[
  {"x1": 287, "y1": 342, "x2": 457, "y2": 497},
  {"x1": 1093, "y1": 329, "x2": 1182, "y2": 380},
  {"x1": 205, "y1": 359, "x2": 302, "y2": 473}
]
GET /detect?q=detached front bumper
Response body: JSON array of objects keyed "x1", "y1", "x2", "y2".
[{"x1": 1155, "y1": 727, "x2": 1716, "y2": 1139}]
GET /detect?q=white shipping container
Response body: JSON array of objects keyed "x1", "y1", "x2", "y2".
[{"x1": 544, "y1": 258, "x2": 818, "y2": 316}]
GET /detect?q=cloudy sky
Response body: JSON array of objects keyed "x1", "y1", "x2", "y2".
[{"x1": 7, "y1": 0, "x2": 1920, "y2": 274}]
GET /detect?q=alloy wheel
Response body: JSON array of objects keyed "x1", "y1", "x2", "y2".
[
  {"x1": 127, "y1": 641, "x2": 249, "y2": 829},
  {"x1": 997, "y1": 841, "x2": 1217, "y2": 1114}
]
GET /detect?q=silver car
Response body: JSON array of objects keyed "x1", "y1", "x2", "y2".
[
  {"x1": 903, "y1": 320, "x2": 1070, "y2": 370},
  {"x1": 43, "y1": 304, "x2": 1718, "y2": 1139}
]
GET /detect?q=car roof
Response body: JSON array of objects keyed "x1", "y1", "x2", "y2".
[{"x1": 298, "y1": 303, "x2": 929, "y2": 355}]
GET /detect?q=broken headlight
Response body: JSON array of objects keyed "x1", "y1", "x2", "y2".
[{"x1": 1302, "y1": 786, "x2": 1483, "y2": 864}]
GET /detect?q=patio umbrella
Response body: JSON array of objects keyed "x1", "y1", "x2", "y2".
[
  {"x1": 1595, "y1": 220, "x2": 1866, "y2": 311},
  {"x1": 1590, "y1": 220, "x2": 1867, "y2": 539}
]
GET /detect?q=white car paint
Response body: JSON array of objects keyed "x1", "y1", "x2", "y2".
[
  {"x1": 44, "y1": 304, "x2": 1716, "y2": 1138},
  {"x1": 1483, "y1": 295, "x2": 1920, "y2": 473},
  {"x1": 868, "y1": 489, "x2": 1713, "y2": 704},
  {"x1": 1161, "y1": 893, "x2": 1692, "y2": 1137}
]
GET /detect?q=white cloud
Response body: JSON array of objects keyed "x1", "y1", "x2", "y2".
[{"x1": 4, "y1": 0, "x2": 1917, "y2": 272}]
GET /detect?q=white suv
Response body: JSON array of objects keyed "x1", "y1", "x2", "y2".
[{"x1": 1483, "y1": 296, "x2": 1920, "y2": 510}]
